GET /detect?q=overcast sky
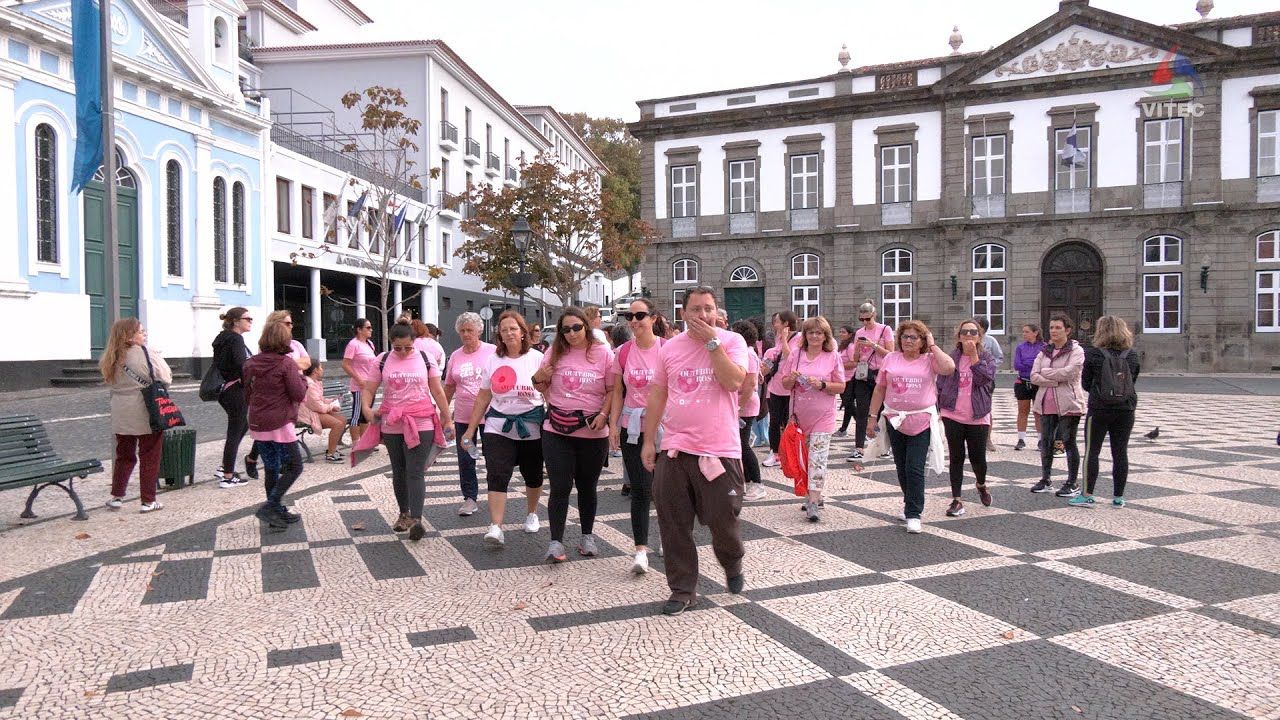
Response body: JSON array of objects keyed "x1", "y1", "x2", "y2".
[{"x1": 310, "y1": 0, "x2": 1277, "y2": 120}]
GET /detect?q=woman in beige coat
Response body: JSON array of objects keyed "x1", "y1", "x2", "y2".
[
  {"x1": 99, "y1": 317, "x2": 173, "y2": 512},
  {"x1": 1029, "y1": 312, "x2": 1086, "y2": 498}
]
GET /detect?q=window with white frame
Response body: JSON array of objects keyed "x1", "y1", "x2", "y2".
[
  {"x1": 441, "y1": 231, "x2": 452, "y2": 265},
  {"x1": 882, "y1": 248, "x2": 912, "y2": 276},
  {"x1": 1259, "y1": 110, "x2": 1278, "y2": 177},
  {"x1": 672, "y1": 258, "x2": 698, "y2": 284},
  {"x1": 972, "y1": 279, "x2": 1006, "y2": 334},
  {"x1": 791, "y1": 253, "x2": 819, "y2": 280},
  {"x1": 728, "y1": 159, "x2": 755, "y2": 214},
  {"x1": 1258, "y1": 271, "x2": 1280, "y2": 331},
  {"x1": 670, "y1": 165, "x2": 697, "y2": 218},
  {"x1": 881, "y1": 145, "x2": 912, "y2": 203},
  {"x1": 729, "y1": 265, "x2": 759, "y2": 282},
  {"x1": 881, "y1": 282, "x2": 913, "y2": 328},
  {"x1": 672, "y1": 289, "x2": 687, "y2": 327},
  {"x1": 1143, "y1": 273, "x2": 1181, "y2": 333},
  {"x1": 1259, "y1": 230, "x2": 1280, "y2": 262},
  {"x1": 275, "y1": 176, "x2": 291, "y2": 234},
  {"x1": 972, "y1": 243, "x2": 1005, "y2": 272},
  {"x1": 165, "y1": 160, "x2": 182, "y2": 277},
  {"x1": 34, "y1": 123, "x2": 58, "y2": 264},
  {"x1": 792, "y1": 285, "x2": 819, "y2": 318},
  {"x1": 1143, "y1": 235, "x2": 1182, "y2": 266},
  {"x1": 790, "y1": 153, "x2": 818, "y2": 209},
  {"x1": 232, "y1": 181, "x2": 246, "y2": 285},
  {"x1": 1144, "y1": 119, "x2": 1183, "y2": 184},
  {"x1": 1055, "y1": 127, "x2": 1092, "y2": 189},
  {"x1": 971, "y1": 135, "x2": 1006, "y2": 196},
  {"x1": 213, "y1": 177, "x2": 227, "y2": 283}
]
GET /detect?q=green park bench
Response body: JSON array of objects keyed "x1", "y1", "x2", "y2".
[
  {"x1": 0, "y1": 415, "x2": 103, "y2": 521},
  {"x1": 295, "y1": 379, "x2": 357, "y2": 462}
]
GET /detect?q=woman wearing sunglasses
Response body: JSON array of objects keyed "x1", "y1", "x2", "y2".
[
  {"x1": 936, "y1": 319, "x2": 997, "y2": 517},
  {"x1": 609, "y1": 299, "x2": 667, "y2": 573},
  {"x1": 359, "y1": 323, "x2": 454, "y2": 541},
  {"x1": 843, "y1": 301, "x2": 894, "y2": 462},
  {"x1": 532, "y1": 307, "x2": 616, "y2": 563}
]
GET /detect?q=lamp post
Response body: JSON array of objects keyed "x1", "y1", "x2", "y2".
[{"x1": 511, "y1": 215, "x2": 534, "y2": 312}]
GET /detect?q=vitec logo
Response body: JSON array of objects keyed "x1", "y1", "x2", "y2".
[{"x1": 1142, "y1": 46, "x2": 1205, "y2": 118}]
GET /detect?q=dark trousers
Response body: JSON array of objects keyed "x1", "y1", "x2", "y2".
[
  {"x1": 455, "y1": 421, "x2": 482, "y2": 500},
  {"x1": 218, "y1": 384, "x2": 249, "y2": 473},
  {"x1": 1040, "y1": 414, "x2": 1081, "y2": 486},
  {"x1": 543, "y1": 432, "x2": 608, "y2": 542},
  {"x1": 482, "y1": 432, "x2": 544, "y2": 493},
  {"x1": 257, "y1": 440, "x2": 302, "y2": 511},
  {"x1": 942, "y1": 418, "x2": 989, "y2": 497},
  {"x1": 653, "y1": 452, "x2": 745, "y2": 603},
  {"x1": 619, "y1": 429, "x2": 656, "y2": 547},
  {"x1": 1084, "y1": 409, "x2": 1135, "y2": 497},
  {"x1": 111, "y1": 431, "x2": 164, "y2": 504},
  {"x1": 850, "y1": 377, "x2": 876, "y2": 447},
  {"x1": 384, "y1": 430, "x2": 438, "y2": 518},
  {"x1": 887, "y1": 423, "x2": 931, "y2": 519},
  {"x1": 767, "y1": 394, "x2": 790, "y2": 452},
  {"x1": 738, "y1": 421, "x2": 761, "y2": 484}
]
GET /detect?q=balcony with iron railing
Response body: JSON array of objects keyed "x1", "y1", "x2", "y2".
[
  {"x1": 485, "y1": 152, "x2": 501, "y2": 177},
  {"x1": 464, "y1": 138, "x2": 481, "y2": 165},
  {"x1": 439, "y1": 121, "x2": 458, "y2": 151},
  {"x1": 504, "y1": 165, "x2": 518, "y2": 186}
]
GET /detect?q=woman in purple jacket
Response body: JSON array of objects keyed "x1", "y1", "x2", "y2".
[
  {"x1": 936, "y1": 319, "x2": 997, "y2": 516},
  {"x1": 243, "y1": 319, "x2": 308, "y2": 529},
  {"x1": 1012, "y1": 324, "x2": 1046, "y2": 451}
]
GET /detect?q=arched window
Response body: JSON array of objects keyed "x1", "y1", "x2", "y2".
[
  {"x1": 232, "y1": 181, "x2": 246, "y2": 285},
  {"x1": 791, "y1": 253, "x2": 819, "y2": 280},
  {"x1": 165, "y1": 160, "x2": 182, "y2": 277},
  {"x1": 1257, "y1": 230, "x2": 1279, "y2": 262},
  {"x1": 34, "y1": 124, "x2": 58, "y2": 264},
  {"x1": 91, "y1": 146, "x2": 136, "y2": 187},
  {"x1": 672, "y1": 258, "x2": 697, "y2": 284},
  {"x1": 1143, "y1": 235, "x2": 1182, "y2": 266},
  {"x1": 972, "y1": 243, "x2": 1005, "y2": 272},
  {"x1": 882, "y1": 248, "x2": 912, "y2": 276},
  {"x1": 729, "y1": 265, "x2": 759, "y2": 282},
  {"x1": 213, "y1": 178, "x2": 227, "y2": 283}
]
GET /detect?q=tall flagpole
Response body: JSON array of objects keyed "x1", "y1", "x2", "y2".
[{"x1": 100, "y1": 0, "x2": 120, "y2": 322}]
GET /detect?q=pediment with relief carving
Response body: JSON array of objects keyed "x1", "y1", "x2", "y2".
[{"x1": 975, "y1": 26, "x2": 1166, "y2": 84}]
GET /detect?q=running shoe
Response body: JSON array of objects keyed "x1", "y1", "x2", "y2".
[
  {"x1": 1112, "y1": 497, "x2": 1126, "y2": 508},
  {"x1": 546, "y1": 541, "x2": 567, "y2": 563},
  {"x1": 945, "y1": 499, "x2": 965, "y2": 517},
  {"x1": 1068, "y1": 495, "x2": 1096, "y2": 507},
  {"x1": 280, "y1": 509, "x2": 301, "y2": 524},
  {"x1": 744, "y1": 484, "x2": 768, "y2": 501},
  {"x1": 1014, "y1": 438, "x2": 1026, "y2": 451},
  {"x1": 393, "y1": 512, "x2": 411, "y2": 532},
  {"x1": 523, "y1": 513, "x2": 540, "y2": 533},
  {"x1": 761, "y1": 453, "x2": 780, "y2": 468},
  {"x1": 1055, "y1": 483, "x2": 1080, "y2": 498},
  {"x1": 139, "y1": 501, "x2": 163, "y2": 513},
  {"x1": 484, "y1": 524, "x2": 505, "y2": 546},
  {"x1": 905, "y1": 518, "x2": 922, "y2": 534},
  {"x1": 621, "y1": 484, "x2": 631, "y2": 496},
  {"x1": 631, "y1": 550, "x2": 649, "y2": 575},
  {"x1": 243, "y1": 455, "x2": 259, "y2": 480},
  {"x1": 661, "y1": 598, "x2": 693, "y2": 616},
  {"x1": 850, "y1": 449, "x2": 865, "y2": 460},
  {"x1": 833, "y1": 430, "x2": 848, "y2": 438},
  {"x1": 458, "y1": 498, "x2": 479, "y2": 517},
  {"x1": 408, "y1": 521, "x2": 426, "y2": 542},
  {"x1": 578, "y1": 534, "x2": 599, "y2": 557},
  {"x1": 255, "y1": 504, "x2": 287, "y2": 529},
  {"x1": 976, "y1": 483, "x2": 993, "y2": 507},
  {"x1": 218, "y1": 474, "x2": 248, "y2": 489},
  {"x1": 325, "y1": 453, "x2": 344, "y2": 463},
  {"x1": 726, "y1": 574, "x2": 745, "y2": 594},
  {"x1": 806, "y1": 503, "x2": 820, "y2": 523},
  {"x1": 1030, "y1": 479, "x2": 1053, "y2": 493},
  {"x1": 106, "y1": 497, "x2": 124, "y2": 510},
  {"x1": 878, "y1": 452, "x2": 892, "y2": 459}
]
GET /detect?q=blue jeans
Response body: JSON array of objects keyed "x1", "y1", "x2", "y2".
[
  {"x1": 751, "y1": 415, "x2": 769, "y2": 446},
  {"x1": 886, "y1": 424, "x2": 931, "y2": 520},
  {"x1": 257, "y1": 440, "x2": 302, "y2": 511},
  {"x1": 455, "y1": 421, "x2": 481, "y2": 501}
]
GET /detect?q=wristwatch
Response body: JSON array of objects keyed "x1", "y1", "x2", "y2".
[
  {"x1": 820, "y1": 381, "x2": 828, "y2": 391},
  {"x1": 704, "y1": 337, "x2": 721, "y2": 352}
]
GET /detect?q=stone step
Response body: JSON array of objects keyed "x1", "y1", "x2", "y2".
[{"x1": 50, "y1": 376, "x2": 102, "y2": 388}]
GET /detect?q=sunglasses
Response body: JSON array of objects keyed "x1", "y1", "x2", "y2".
[
  {"x1": 241, "y1": 317, "x2": 254, "y2": 322},
  {"x1": 859, "y1": 317, "x2": 873, "y2": 322},
  {"x1": 561, "y1": 324, "x2": 585, "y2": 334},
  {"x1": 959, "y1": 328, "x2": 980, "y2": 336},
  {"x1": 620, "y1": 311, "x2": 651, "y2": 322}
]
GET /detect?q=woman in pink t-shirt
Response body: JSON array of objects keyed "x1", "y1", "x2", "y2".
[
  {"x1": 780, "y1": 317, "x2": 846, "y2": 522},
  {"x1": 443, "y1": 312, "x2": 496, "y2": 518},
  {"x1": 761, "y1": 310, "x2": 801, "y2": 468},
  {"x1": 842, "y1": 300, "x2": 895, "y2": 461},
  {"x1": 341, "y1": 319, "x2": 377, "y2": 444},
  {"x1": 731, "y1": 320, "x2": 766, "y2": 502},
  {"x1": 608, "y1": 298, "x2": 667, "y2": 574},
  {"x1": 361, "y1": 323, "x2": 454, "y2": 541},
  {"x1": 532, "y1": 307, "x2": 616, "y2": 563},
  {"x1": 936, "y1": 319, "x2": 997, "y2": 517},
  {"x1": 866, "y1": 320, "x2": 956, "y2": 533}
]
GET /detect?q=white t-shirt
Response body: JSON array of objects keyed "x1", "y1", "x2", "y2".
[{"x1": 480, "y1": 350, "x2": 544, "y2": 440}]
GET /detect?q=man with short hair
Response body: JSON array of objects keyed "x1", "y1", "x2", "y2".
[
  {"x1": 715, "y1": 308, "x2": 729, "y2": 329},
  {"x1": 642, "y1": 285, "x2": 749, "y2": 616}
]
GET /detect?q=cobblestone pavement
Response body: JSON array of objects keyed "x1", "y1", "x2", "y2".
[{"x1": 0, "y1": 392, "x2": 1277, "y2": 719}]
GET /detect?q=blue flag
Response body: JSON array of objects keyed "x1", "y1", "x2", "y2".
[
  {"x1": 348, "y1": 190, "x2": 369, "y2": 218},
  {"x1": 391, "y1": 204, "x2": 408, "y2": 236},
  {"x1": 71, "y1": 0, "x2": 103, "y2": 193}
]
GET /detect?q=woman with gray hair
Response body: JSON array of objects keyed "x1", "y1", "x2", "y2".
[{"x1": 445, "y1": 312, "x2": 497, "y2": 517}]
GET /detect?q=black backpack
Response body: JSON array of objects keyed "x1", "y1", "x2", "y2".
[{"x1": 1095, "y1": 349, "x2": 1135, "y2": 407}]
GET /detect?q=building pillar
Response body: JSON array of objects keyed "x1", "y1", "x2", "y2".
[
  {"x1": 190, "y1": 137, "x2": 222, "y2": 359},
  {"x1": 393, "y1": 280, "x2": 403, "y2": 319},
  {"x1": 0, "y1": 69, "x2": 32, "y2": 299},
  {"x1": 355, "y1": 275, "x2": 366, "y2": 319},
  {"x1": 306, "y1": 267, "x2": 324, "y2": 360}
]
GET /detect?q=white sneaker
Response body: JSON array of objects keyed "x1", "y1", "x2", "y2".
[
  {"x1": 744, "y1": 484, "x2": 768, "y2": 501},
  {"x1": 905, "y1": 518, "x2": 922, "y2": 534},
  {"x1": 631, "y1": 549, "x2": 649, "y2": 575},
  {"x1": 218, "y1": 474, "x2": 247, "y2": 489},
  {"x1": 761, "y1": 453, "x2": 780, "y2": 468},
  {"x1": 139, "y1": 501, "x2": 164, "y2": 513},
  {"x1": 106, "y1": 497, "x2": 124, "y2": 509},
  {"x1": 523, "y1": 513, "x2": 540, "y2": 534},
  {"x1": 484, "y1": 524, "x2": 505, "y2": 546},
  {"x1": 458, "y1": 498, "x2": 479, "y2": 517}
]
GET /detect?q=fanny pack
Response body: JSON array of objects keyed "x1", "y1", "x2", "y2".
[{"x1": 546, "y1": 403, "x2": 599, "y2": 435}]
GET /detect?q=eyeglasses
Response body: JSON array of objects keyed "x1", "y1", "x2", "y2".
[
  {"x1": 959, "y1": 328, "x2": 980, "y2": 336},
  {"x1": 284, "y1": 321, "x2": 294, "y2": 326},
  {"x1": 859, "y1": 316, "x2": 873, "y2": 322},
  {"x1": 392, "y1": 345, "x2": 415, "y2": 353},
  {"x1": 900, "y1": 334, "x2": 921, "y2": 341},
  {"x1": 241, "y1": 317, "x2": 254, "y2": 323},
  {"x1": 620, "y1": 311, "x2": 651, "y2": 322},
  {"x1": 561, "y1": 324, "x2": 585, "y2": 334}
]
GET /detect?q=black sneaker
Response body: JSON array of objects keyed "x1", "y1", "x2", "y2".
[
  {"x1": 1030, "y1": 479, "x2": 1054, "y2": 493},
  {"x1": 726, "y1": 574, "x2": 745, "y2": 594},
  {"x1": 255, "y1": 504, "x2": 287, "y2": 529},
  {"x1": 1055, "y1": 483, "x2": 1081, "y2": 498},
  {"x1": 280, "y1": 509, "x2": 302, "y2": 524},
  {"x1": 661, "y1": 598, "x2": 693, "y2": 616},
  {"x1": 621, "y1": 484, "x2": 631, "y2": 497},
  {"x1": 243, "y1": 455, "x2": 259, "y2": 480},
  {"x1": 1014, "y1": 439, "x2": 1026, "y2": 451},
  {"x1": 408, "y1": 521, "x2": 426, "y2": 541}
]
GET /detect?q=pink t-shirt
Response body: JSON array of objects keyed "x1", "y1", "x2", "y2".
[
  {"x1": 876, "y1": 352, "x2": 938, "y2": 436},
  {"x1": 250, "y1": 424, "x2": 296, "y2": 443},
  {"x1": 655, "y1": 328, "x2": 748, "y2": 458},
  {"x1": 789, "y1": 349, "x2": 846, "y2": 434},
  {"x1": 763, "y1": 333, "x2": 803, "y2": 398},
  {"x1": 940, "y1": 355, "x2": 991, "y2": 426},
  {"x1": 739, "y1": 349, "x2": 761, "y2": 419},
  {"x1": 447, "y1": 342, "x2": 496, "y2": 423},
  {"x1": 610, "y1": 339, "x2": 663, "y2": 411},
  {"x1": 288, "y1": 340, "x2": 309, "y2": 363},
  {"x1": 481, "y1": 350, "x2": 544, "y2": 440},
  {"x1": 854, "y1": 323, "x2": 893, "y2": 370},
  {"x1": 542, "y1": 345, "x2": 614, "y2": 439},
  {"x1": 366, "y1": 351, "x2": 441, "y2": 435},
  {"x1": 414, "y1": 337, "x2": 447, "y2": 370},
  {"x1": 343, "y1": 338, "x2": 377, "y2": 393}
]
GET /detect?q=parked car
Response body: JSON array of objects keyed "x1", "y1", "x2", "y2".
[{"x1": 613, "y1": 293, "x2": 641, "y2": 314}]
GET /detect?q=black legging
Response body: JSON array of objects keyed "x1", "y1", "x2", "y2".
[
  {"x1": 738, "y1": 421, "x2": 761, "y2": 485},
  {"x1": 1040, "y1": 414, "x2": 1081, "y2": 485},
  {"x1": 942, "y1": 417, "x2": 989, "y2": 497},
  {"x1": 218, "y1": 383, "x2": 253, "y2": 473},
  {"x1": 840, "y1": 375, "x2": 877, "y2": 447},
  {"x1": 767, "y1": 393, "x2": 790, "y2": 452},
  {"x1": 1084, "y1": 409, "x2": 1135, "y2": 497},
  {"x1": 544, "y1": 432, "x2": 608, "y2": 542},
  {"x1": 619, "y1": 429, "x2": 655, "y2": 547}
]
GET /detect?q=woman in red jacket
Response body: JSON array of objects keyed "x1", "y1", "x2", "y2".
[{"x1": 243, "y1": 319, "x2": 308, "y2": 529}]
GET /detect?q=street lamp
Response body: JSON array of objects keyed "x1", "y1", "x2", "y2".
[{"x1": 511, "y1": 215, "x2": 534, "y2": 311}]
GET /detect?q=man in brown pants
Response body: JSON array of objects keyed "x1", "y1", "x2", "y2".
[{"x1": 642, "y1": 285, "x2": 749, "y2": 616}]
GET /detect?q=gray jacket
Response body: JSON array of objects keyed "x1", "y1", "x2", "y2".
[{"x1": 109, "y1": 345, "x2": 173, "y2": 436}]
